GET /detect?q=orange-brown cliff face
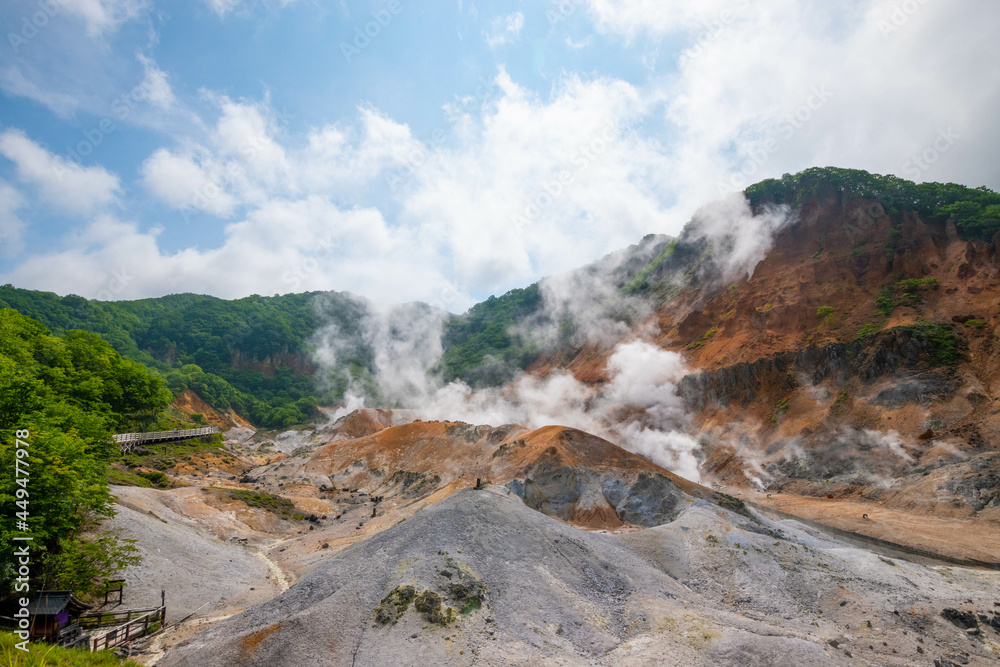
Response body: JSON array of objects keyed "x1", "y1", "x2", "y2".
[
  {"x1": 523, "y1": 191, "x2": 1000, "y2": 524},
  {"x1": 172, "y1": 388, "x2": 253, "y2": 430}
]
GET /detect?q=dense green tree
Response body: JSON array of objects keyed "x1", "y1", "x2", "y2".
[
  {"x1": 745, "y1": 167, "x2": 1000, "y2": 241},
  {"x1": 0, "y1": 288, "x2": 363, "y2": 428},
  {"x1": 0, "y1": 310, "x2": 171, "y2": 596}
]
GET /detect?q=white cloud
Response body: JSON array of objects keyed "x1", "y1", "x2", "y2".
[
  {"x1": 136, "y1": 54, "x2": 176, "y2": 110},
  {"x1": 13, "y1": 0, "x2": 1000, "y2": 309},
  {"x1": 0, "y1": 180, "x2": 27, "y2": 257},
  {"x1": 63, "y1": 0, "x2": 150, "y2": 37},
  {"x1": 0, "y1": 67, "x2": 79, "y2": 118},
  {"x1": 140, "y1": 97, "x2": 419, "y2": 217},
  {"x1": 585, "y1": 0, "x2": 745, "y2": 43},
  {"x1": 401, "y1": 69, "x2": 674, "y2": 295},
  {"x1": 0, "y1": 5, "x2": 159, "y2": 120},
  {"x1": 298, "y1": 107, "x2": 423, "y2": 191},
  {"x1": 574, "y1": 0, "x2": 1000, "y2": 207},
  {"x1": 139, "y1": 94, "x2": 291, "y2": 215},
  {"x1": 485, "y1": 11, "x2": 524, "y2": 48},
  {"x1": 140, "y1": 148, "x2": 240, "y2": 217},
  {"x1": 203, "y1": 0, "x2": 302, "y2": 18},
  {"x1": 1, "y1": 198, "x2": 452, "y2": 305},
  {"x1": 0, "y1": 130, "x2": 120, "y2": 216},
  {"x1": 205, "y1": 0, "x2": 242, "y2": 16}
]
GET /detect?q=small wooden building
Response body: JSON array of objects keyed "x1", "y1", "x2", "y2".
[{"x1": 2, "y1": 591, "x2": 92, "y2": 645}]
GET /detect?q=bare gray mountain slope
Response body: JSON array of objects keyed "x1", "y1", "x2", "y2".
[{"x1": 157, "y1": 488, "x2": 1000, "y2": 667}]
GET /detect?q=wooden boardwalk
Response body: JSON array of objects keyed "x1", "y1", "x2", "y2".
[
  {"x1": 113, "y1": 427, "x2": 220, "y2": 453},
  {"x1": 81, "y1": 606, "x2": 166, "y2": 651}
]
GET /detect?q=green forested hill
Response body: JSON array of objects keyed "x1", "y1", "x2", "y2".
[
  {"x1": 744, "y1": 167, "x2": 1000, "y2": 240},
  {"x1": 0, "y1": 287, "x2": 368, "y2": 428}
]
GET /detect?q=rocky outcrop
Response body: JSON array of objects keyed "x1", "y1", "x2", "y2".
[
  {"x1": 230, "y1": 349, "x2": 316, "y2": 376},
  {"x1": 678, "y1": 328, "x2": 958, "y2": 409},
  {"x1": 514, "y1": 467, "x2": 689, "y2": 529}
]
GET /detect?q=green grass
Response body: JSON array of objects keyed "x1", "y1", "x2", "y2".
[
  {"x1": 107, "y1": 467, "x2": 155, "y2": 488},
  {"x1": 107, "y1": 467, "x2": 177, "y2": 489},
  {"x1": 965, "y1": 319, "x2": 986, "y2": 329},
  {"x1": 0, "y1": 632, "x2": 142, "y2": 666},
  {"x1": 120, "y1": 434, "x2": 224, "y2": 469},
  {"x1": 226, "y1": 489, "x2": 295, "y2": 515},
  {"x1": 897, "y1": 277, "x2": 939, "y2": 295}
]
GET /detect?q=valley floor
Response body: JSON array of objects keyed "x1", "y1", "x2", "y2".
[
  {"x1": 738, "y1": 491, "x2": 1000, "y2": 566},
  {"x1": 101, "y1": 418, "x2": 1000, "y2": 666}
]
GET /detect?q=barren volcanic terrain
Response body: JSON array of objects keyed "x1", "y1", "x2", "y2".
[
  {"x1": 79, "y1": 171, "x2": 1000, "y2": 666},
  {"x1": 100, "y1": 408, "x2": 1000, "y2": 666}
]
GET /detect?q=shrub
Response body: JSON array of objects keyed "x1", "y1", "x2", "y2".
[
  {"x1": 138, "y1": 470, "x2": 171, "y2": 488},
  {"x1": 903, "y1": 321, "x2": 961, "y2": 367},
  {"x1": 227, "y1": 489, "x2": 295, "y2": 513},
  {"x1": 855, "y1": 322, "x2": 882, "y2": 340}
]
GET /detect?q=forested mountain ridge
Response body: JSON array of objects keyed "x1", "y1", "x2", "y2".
[
  {"x1": 3, "y1": 167, "x2": 998, "y2": 430},
  {"x1": 0, "y1": 288, "x2": 368, "y2": 428}
]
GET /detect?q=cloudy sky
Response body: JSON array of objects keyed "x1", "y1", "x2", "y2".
[{"x1": 0, "y1": 0, "x2": 997, "y2": 311}]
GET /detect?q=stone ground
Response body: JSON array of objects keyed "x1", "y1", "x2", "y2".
[{"x1": 142, "y1": 488, "x2": 1000, "y2": 667}]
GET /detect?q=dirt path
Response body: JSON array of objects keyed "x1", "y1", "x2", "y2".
[
  {"x1": 254, "y1": 545, "x2": 292, "y2": 592},
  {"x1": 737, "y1": 491, "x2": 1000, "y2": 565},
  {"x1": 138, "y1": 541, "x2": 295, "y2": 665},
  {"x1": 138, "y1": 610, "x2": 241, "y2": 665}
]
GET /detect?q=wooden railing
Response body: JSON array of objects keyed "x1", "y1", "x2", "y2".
[
  {"x1": 87, "y1": 606, "x2": 165, "y2": 652},
  {"x1": 79, "y1": 607, "x2": 164, "y2": 629},
  {"x1": 55, "y1": 622, "x2": 82, "y2": 647},
  {"x1": 113, "y1": 427, "x2": 219, "y2": 453}
]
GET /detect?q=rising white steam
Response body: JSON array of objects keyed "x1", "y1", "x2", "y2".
[
  {"x1": 685, "y1": 193, "x2": 792, "y2": 282},
  {"x1": 515, "y1": 258, "x2": 658, "y2": 350},
  {"x1": 311, "y1": 193, "x2": 795, "y2": 483},
  {"x1": 314, "y1": 303, "x2": 704, "y2": 480}
]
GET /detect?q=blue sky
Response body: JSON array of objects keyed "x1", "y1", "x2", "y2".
[{"x1": 1, "y1": 0, "x2": 998, "y2": 311}]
